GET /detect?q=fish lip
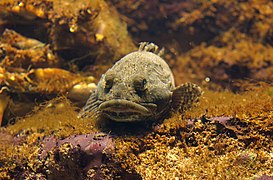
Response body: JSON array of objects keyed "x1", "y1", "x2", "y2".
[{"x1": 98, "y1": 99, "x2": 157, "y2": 121}]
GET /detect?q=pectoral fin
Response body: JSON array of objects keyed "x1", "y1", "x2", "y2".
[
  {"x1": 78, "y1": 90, "x2": 101, "y2": 119},
  {"x1": 171, "y1": 83, "x2": 203, "y2": 113}
]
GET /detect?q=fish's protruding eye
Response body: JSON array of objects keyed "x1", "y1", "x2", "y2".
[
  {"x1": 133, "y1": 75, "x2": 147, "y2": 93},
  {"x1": 104, "y1": 72, "x2": 115, "y2": 93},
  {"x1": 105, "y1": 79, "x2": 113, "y2": 89}
]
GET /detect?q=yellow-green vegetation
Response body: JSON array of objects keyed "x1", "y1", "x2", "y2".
[
  {"x1": 0, "y1": 97, "x2": 98, "y2": 179},
  {"x1": 114, "y1": 86, "x2": 273, "y2": 179},
  {"x1": 174, "y1": 29, "x2": 273, "y2": 90},
  {"x1": 1, "y1": 86, "x2": 272, "y2": 179},
  {"x1": 7, "y1": 97, "x2": 97, "y2": 137},
  {"x1": 1, "y1": 0, "x2": 273, "y2": 179},
  {"x1": 109, "y1": 0, "x2": 273, "y2": 91}
]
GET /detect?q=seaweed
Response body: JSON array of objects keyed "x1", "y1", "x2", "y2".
[
  {"x1": 0, "y1": 87, "x2": 272, "y2": 179},
  {"x1": 0, "y1": 0, "x2": 273, "y2": 179}
]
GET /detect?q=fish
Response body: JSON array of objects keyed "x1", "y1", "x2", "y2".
[{"x1": 79, "y1": 42, "x2": 203, "y2": 122}]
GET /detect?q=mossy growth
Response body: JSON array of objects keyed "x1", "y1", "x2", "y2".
[
  {"x1": 0, "y1": 97, "x2": 100, "y2": 179},
  {"x1": 113, "y1": 85, "x2": 273, "y2": 179},
  {"x1": 173, "y1": 29, "x2": 273, "y2": 91},
  {"x1": 6, "y1": 97, "x2": 98, "y2": 137},
  {"x1": 0, "y1": 85, "x2": 273, "y2": 179}
]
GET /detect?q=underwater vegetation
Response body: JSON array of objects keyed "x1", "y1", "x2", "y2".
[
  {"x1": 0, "y1": 88, "x2": 273, "y2": 179},
  {"x1": 111, "y1": 0, "x2": 273, "y2": 90},
  {"x1": 0, "y1": 0, "x2": 273, "y2": 179}
]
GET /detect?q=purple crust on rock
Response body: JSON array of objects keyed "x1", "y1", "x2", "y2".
[
  {"x1": 187, "y1": 116, "x2": 233, "y2": 126},
  {"x1": 40, "y1": 136, "x2": 58, "y2": 158},
  {"x1": 0, "y1": 130, "x2": 25, "y2": 145},
  {"x1": 36, "y1": 132, "x2": 141, "y2": 179},
  {"x1": 209, "y1": 116, "x2": 233, "y2": 125},
  {"x1": 39, "y1": 132, "x2": 114, "y2": 179},
  {"x1": 255, "y1": 174, "x2": 273, "y2": 180},
  {"x1": 41, "y1": 133, "x2": 113, "y2": 158}
]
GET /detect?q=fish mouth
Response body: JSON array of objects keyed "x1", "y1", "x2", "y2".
[{"x1": 99, "y1": 99, "x2": 157, "y2": 122}]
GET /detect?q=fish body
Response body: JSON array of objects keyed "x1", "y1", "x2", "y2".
[{"x1": 80, "y1": 42, "x2": 202, "y2": 122}]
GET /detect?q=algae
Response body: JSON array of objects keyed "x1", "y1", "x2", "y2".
[
  {"x1": 1, "y1": 87, "x2": 273, "y2": 179},
  {"x1": 0, "y1": 0, "x2": 273, "y2": 179},
  {"x1": 113, "y1": 87, "x2": 273, "y2": 179}
]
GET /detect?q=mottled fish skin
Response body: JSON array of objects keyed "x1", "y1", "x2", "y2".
[{"x1": 79, "y1": 42, "x2": 202, "y2": 122}]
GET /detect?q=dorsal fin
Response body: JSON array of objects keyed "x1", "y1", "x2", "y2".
[{"x1": 138, "y1": 42, "x2": 165, "y2": 57}]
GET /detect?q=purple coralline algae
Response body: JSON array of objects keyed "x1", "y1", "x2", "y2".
[{"x1": 39, "y1": 132, "x2": 115, "y2": 179}]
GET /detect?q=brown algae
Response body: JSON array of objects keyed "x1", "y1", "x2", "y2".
[{"x1": 0, "y1": 87, "x2": 272, "y2": 179}]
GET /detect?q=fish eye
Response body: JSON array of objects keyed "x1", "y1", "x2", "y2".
[
  {"x1": 133, "y1": 75, "x2": 147, "y2": 92},
  {"x1": 105, "y1": 79, "x2": 113, "y2": 89},
  {"x1": 104, "y1": 72, "x2": 115, "y2": 92}
]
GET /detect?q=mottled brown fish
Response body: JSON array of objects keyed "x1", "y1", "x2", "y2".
[{"x1": 79, "y1": 42, "x2": 202, "y2": 122}]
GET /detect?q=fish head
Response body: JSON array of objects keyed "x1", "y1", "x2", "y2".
[
  {"x1": 79, "y1": 42, "x2": 203, "y2": 123},
  {"x1": 96, "y1": 52, "x2": 174, "y2": 122}
]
